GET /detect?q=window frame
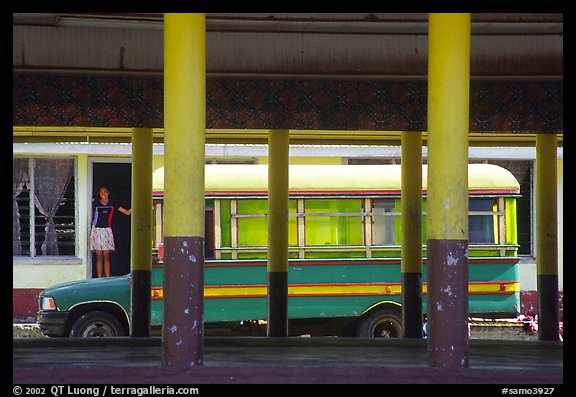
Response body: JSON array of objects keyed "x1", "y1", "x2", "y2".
[
  {"x1": 303, "y1": 198, "x2": 365, "y2": 247},
  {"x1": 468, "y1": 197, "x2": 502, "y2": 245},
  {"x1": 12, "y1": 156, "x2": 79, "y2": 263}
]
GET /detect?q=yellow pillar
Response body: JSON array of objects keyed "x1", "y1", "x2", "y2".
[
  {"x1": 162, "y1": 13, "x2": 206, "y2": 369},
  {"x1": 267, "y1": 129, "x2": 290, "y2": 337},
  {"x1": 130, "y1": 127, "x2": 153, "y2": 337},
  {"x1": 536, "y1": 133, "x2": 559, "y2": 340},
  {"x1": 426, "y1": 13, "x2": 471, "y2": 368},
  {"x1": 401, "y1": 131, "x2": 423, "y2": 338}
]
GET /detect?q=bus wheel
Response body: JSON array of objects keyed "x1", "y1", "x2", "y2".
[
  {"x1": 357, "y1": 307, "x2": 402, "y2": 338},
  {"x1": 69, "y1": 311, "x2": 125, "y2": 337}
]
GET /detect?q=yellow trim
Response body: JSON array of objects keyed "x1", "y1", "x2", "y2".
[
  {"x1": 204, "y1": 283, "x2": 402, "y2": 298},
  {"x1": 13, "y1": 126, "x2": 563, "y2": 147},
  {"x1": 418, "y1": 282, "x2": 520, "y2": 294},
  {"x1": 362, "y1": 300, "x2": 402, "y2": 314},
  {"x1": 152, "y1": 164, "x2": 520, "y2": 193},
  {"x1": 151, "y1": 281, "x2": 519, "y2": 299},
  {"x1": 493, "y1": 200, "x2": 500, "y2": 245},
  {"x1": 471, "y1": 282, "x2": 519, "y2": 293},
  {"x1": 506, "y1": 198, "x2": 518, "y2": 245},
  {"x1": 206, "y1": 285, "x2": 266, "y2": 298}
]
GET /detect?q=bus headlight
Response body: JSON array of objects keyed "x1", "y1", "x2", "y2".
[{"x1": 40, "y1": 296, "x2": 57, "y2": 311}]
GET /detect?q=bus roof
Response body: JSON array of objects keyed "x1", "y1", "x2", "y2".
[{"x1": 152, "y1": 164, "x2": 520, "y2": 194}]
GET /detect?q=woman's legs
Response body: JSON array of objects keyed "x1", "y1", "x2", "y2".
[
  {"x1": 95, "y1": 250, "x2": 103, "y2": 277},
  {"x1": 92, "y1": 227, "x2": 114, "y2": 277},
  {"x1": 94, "y1": 250, "x2": 111, "y2": 277},
  {"x1": 94, "y1": 250, "x2": 111, "y2": 278},
  {"x1": 103, "y1": 250, "x2": 111, "y2": 277}
]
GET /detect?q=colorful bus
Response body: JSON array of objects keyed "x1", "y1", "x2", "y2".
[{"x1": 38, "y1": 164, "x2": 521, "y2": 337}]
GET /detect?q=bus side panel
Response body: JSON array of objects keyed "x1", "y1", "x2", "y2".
[
  {"x1": 206, "y1": 262, "x2": 267, "y2": 285},
  {"x1": 287, "y1": 260, "x2": 402, "y2": 319},
  {"x1": 205, "y1": 298, "x2": 267, "y2": 322},
  {"x1": 204, "y1": 295, "x2": 404, "y2": 323},
  {"x1": 151, "y1": 266, "x2": 164, "y2": 326},
  {"x1": 468, "y1": 260, "x2": 519, "y2": 283},
  {"x1": 468, "y1": 258, "x2": 520, "y2": 316},
  {"x1": 289, "y1": 261, "x2": 401, "y2": 284},
  {"x1": 420, "y1": 293, "x2": 520, "y2": 318},
  {"x1": 203, "y1": 261, "x2": 403, "y2": 322},
  {"x1": 150, "y1": 257, "x2": 520, "y2": 326},
  {"x1": 468, "y1": 293, "x2": 520, "y2": 316},
  {"x1": 288, "y1": 296, "x2": 402, "y2": 319},
  {"x1": 421, "y1": 258, "x2": 520, "y2": 317},
  {"x1": 151, "y1": 299, "x2": 163, "y2": 326}
]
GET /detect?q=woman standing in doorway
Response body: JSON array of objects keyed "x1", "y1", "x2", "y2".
[{"x1": 90, "y1": 186, "x2": 131, "y2": 277}]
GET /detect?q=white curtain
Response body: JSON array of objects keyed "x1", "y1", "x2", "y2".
[
  {"x1": 33, "y1": 158, "x2": 74, "y2": 255},
  {"x1": 13, "y1": 158, "x2": 29, "y2": 256}
]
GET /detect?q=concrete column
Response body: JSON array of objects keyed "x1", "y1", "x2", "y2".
[
  {"x1": 426, "y1": 13, "x2": 471, "y2": 369},
  {"x1": 162, "y1": 13, "x2": 206, "y2": 369},
  {"x1": 536, "y1": 133, "x2": 559, "y2": 341},
  {"x1": 130, "y1": 127, "x2": 153, "y2": 337},
  {"x1": 401, "y1": 131, "x2": 423, "y2": 338},
  {"x1": 267, "y1": 129, "x2": 290, "y2": 337}
]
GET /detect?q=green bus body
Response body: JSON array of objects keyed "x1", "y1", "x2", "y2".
[
  {"x1": 38, "y1": 164, "x2": 521, "y2": 337},
  {"x1": 150, "y1": 257, "x2": 520, "y2": 324}
]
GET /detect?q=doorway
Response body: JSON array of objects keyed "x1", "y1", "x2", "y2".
[{"x1": 91, "y1": 162, "x2": 132, "y2": 277}]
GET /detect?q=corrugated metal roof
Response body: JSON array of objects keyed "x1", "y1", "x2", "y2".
[{"x1": 13, "y1": 13, "x2": 562, "y2": 77}]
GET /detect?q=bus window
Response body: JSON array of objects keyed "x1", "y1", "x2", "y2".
[
  {"x1": 305, "y1": 199, "x2": 363, "y2": 246},
  {"x1": 205, "y1": 208, "x2": 215, "y2": 260},
  {"x1": 372, "y1": 199, "x2": 397, "y2": 245},
  {"x1": 237, "y1": 200, "x2": 268, "y2": 246},
  {"x1": 235, "y1": 199, "x2": 298, "y2": 247},
  {"x1": 469, "y1": 199, "x2": 497, "y2": 244},
  {"x1": 153, "y1": 200, "x2": 163, "y2": 262}
]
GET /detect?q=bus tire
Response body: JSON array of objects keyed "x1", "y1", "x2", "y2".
[
  {"x1": 69, "y1": 310, "x2": 125, "y2": 338},
  {"x1": 357, "y1": 307, "x2": 402, "y2": 338}
]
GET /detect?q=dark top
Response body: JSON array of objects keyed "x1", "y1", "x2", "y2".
[{"x1": 91, "y1": 199, "x2": 119, "y2": 228}]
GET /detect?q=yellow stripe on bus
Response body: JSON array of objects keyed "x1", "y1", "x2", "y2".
[{"x1": 151, "y1": 281, "x2": 519, "y2": 299}]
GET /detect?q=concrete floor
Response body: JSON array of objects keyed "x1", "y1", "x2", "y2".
[{"x1": 13, "y1": 337, "x2": 563, "y2": 384}]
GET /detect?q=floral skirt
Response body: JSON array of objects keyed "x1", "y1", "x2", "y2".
[{"x1": 90, "y1": 227, "x2": 115, "y2": 251}]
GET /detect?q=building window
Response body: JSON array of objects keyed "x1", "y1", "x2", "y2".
[{"x1": 13, "y1": 157, "x2": 76, "y2": 257}]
